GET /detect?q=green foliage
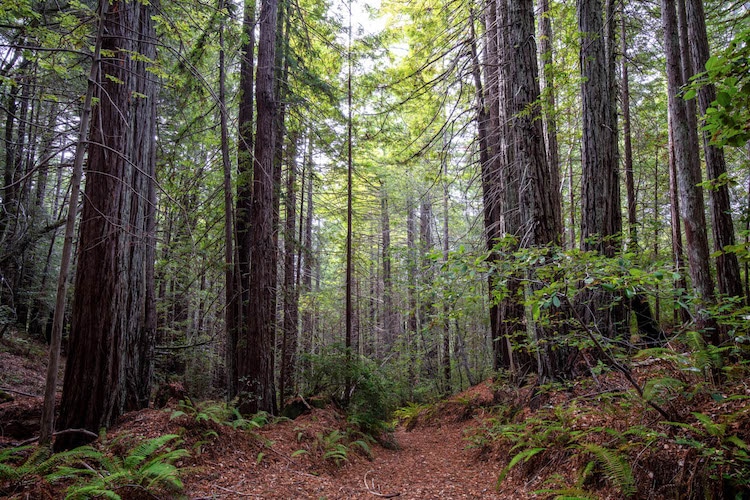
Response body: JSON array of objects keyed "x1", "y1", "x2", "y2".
[
  {"x1": 168, "y1": 399, "x2": 269, "y2": 431},
  {"x1": 689, "y1": 28, "x2": 750, "y2": 147},
  {"x1": 1, "y1": 435, "x2": 189, "y2": 499},
  {"x1": 301, "y1": 345, "x2": 397, "y2": 436},
  {"x1": 667, "y1": 411, "x2": 750, "y2": 492},
  {"x1": 496, "y1": 447, "x2": 546, "y2": 486},
  {"x1": 0, "y1": 445, "x2": 99, "y2": 486},
  {"x1": 302, "y1": 429, "x2": 373, "y2": 467},
  {"x1": 392, "y1": 402, "x2": 433, "y2": 429},
  {"x1": 575, "y1": 443, "x2": 635, "y2": 497},
  {"x1": 470, "y1": 402, "x2": 641, "y2": 497}
]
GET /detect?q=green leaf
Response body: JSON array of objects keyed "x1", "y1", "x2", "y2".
[
  {"x1": 497, "y1": 447, "x2": 545, "y2": 487},
  {"x1": 716, "y1": 91, "x2": 731, "y2": 107}
]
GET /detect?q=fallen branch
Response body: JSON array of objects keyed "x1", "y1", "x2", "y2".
[
  {"x1": 0, "y1": 386, "x2": 38, "y2": 397},
  {"x1": 298, "y1": 393, "x2": 313, "y2": 411},
  {"x1": 15, "y1": 428, "x2": 99, "y2": 446},
  {"x1": 363, "y1": 470, "x2": 401, "y2": 498},
  {"x1": 215, "y1": 484, "x2": 261, "y2": 497}
]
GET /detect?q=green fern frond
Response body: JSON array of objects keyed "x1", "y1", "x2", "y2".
[
  {"x1": 692, "y1": 412, "x2": 726, "y2": 438},
  {"x1": 323, "y1": 444, "x2": 349, "y2": 464},
  {"x1": 0, "y1": 445, "x2": 32, "y2": 463},
  {"x1": 497, "y1": 447, "x2": 545, "y2": 487},
  {"x1": 725, "y1": 435, "x2": 749, "y2": 450},
  {"x1": 65, "y1": 484, "x2": 121, "y2": 499},
  {"x1": 0, "y1": 462, "x2": 21, "y2": 481},
  {"x1": 142, "y1": 448, "x2": 190, "y2": 470},
  {"x1": 576, "y1": 460, "x2": 596, "y2": 488},
  {"x1": 36, "y1": 446, "x2": 101, "y2": 476},
  {"x1": 141, "y1": 462, "x2": 183, "y2": 491},
  {"x1": 534, "y1": 486, "x2": 599, "y2": 500},
  {"x1": 577, "y1": 443, "x2": 635, "y2": 497},
  {"x1": 124, "y1": 434, "x2": 180, "y2": 469},
  {"x1": 351, "y1": 439, "x2": 373, "y2": 459},
  {"x1": 169, "y1": 410, "x2": 187, "y2": 420}
]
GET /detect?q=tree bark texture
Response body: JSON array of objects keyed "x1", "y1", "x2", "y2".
[
  {"x1": 502, "y1": 0, "x2": 563, "y2": 381},
  {"x1": 470, "y1": 4, "x2": 509, "y2": 372},
  {"x1": 280, "y1": 140, "x2": 299, "y2": 404},
  {"x1": 685, "y1": 0, "x2": 743, "y2": 299},
  {"x1": 578, "y1": 0, "x2": 621, "y2": 256},
  {"x1": 577, "y1": 0, "x2": 624, "y2": 339},
  {"x1": 237, "y1": 0, "x2": 279, "y2": 415},
  {"x1": 662, "y1": 0, "x2": 716, "y2": 337},
  {"x1": 538, "y1": 0, "x2": 563, "y2": 240},
  {"x1": 56, "y1": 0, "x2": 158, "y2": 449},
  {"x1": 231, "y1": 0, "x2": 256, "y2": 400}
]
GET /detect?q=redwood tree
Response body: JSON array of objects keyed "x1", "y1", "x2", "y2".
[
  {"x1": 662, "y1": 0, "x2": 716, "y2": 338},
  {"x1": 686, "y1": 0, "x2": 743, "y2": 300},
  {"x1": 56, "y1": 0, "x2": 158, "y2": 449},
  {"x1": 577, "y1": 0, "x2": 623, "y2": 336},
  {"x1": 237, "y1": 0, "x2": 279, "y2": 415}
]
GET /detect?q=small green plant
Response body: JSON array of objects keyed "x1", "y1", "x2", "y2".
[
  {"x1": 306, "y1": 429, "x2": 373, "y2": 466},
  {"x1": 52, "y1": 434, "x2": 190, "y2": 500},
  {"x1": 169, "y1": 399, "x2": 270, "y2": 433},
  {"x1": 393, "y1": 402, "x2": 432, "y2": 430},
  {"x1": 575, "y1": 442, "x2": 635, "y2": 497},
  {"x1": 1, "y1": 445, "x2": 99, "y2": 494},
  {"x1": 472, "y1": 403, "x2": 639, "y2": 498},
  {"x1": 169, "y1": 399, "x2": 228, "y2": 425},
  {"x1": 1, "y1": 434, "x2": 190, "y2": 499},
  {"x1": 668, "y1": 411, "x2": 750, "y2": 494}
]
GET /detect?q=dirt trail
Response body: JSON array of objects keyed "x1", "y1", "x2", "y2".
[
  {"x1": 184, "y1": 382, "x2": 512, "y2": 499},
  {"x1": 185, "y1": 421, "x2": 506, "y2": 499},
  {"x1": 334, "y1": 426, "x2": 503, "y2": 499}
]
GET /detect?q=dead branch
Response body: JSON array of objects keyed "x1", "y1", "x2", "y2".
[
  {"x1": 363, "y1": 470, "x2": 401, "y2": 498},
  {"x1": 215, "y1": 484, "x2": 262, "y2": 497},
  {"x1": 15, "y1": 427, "x2": 99, "y2": 446},
  {"x1": 0, "y1": 386, "x2": 38, "y2": 397}
]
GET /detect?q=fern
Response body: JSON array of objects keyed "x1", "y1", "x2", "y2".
[
  {"x1": 534, "y1": 486, "x2": 599, "y2": 500},
  {"x1": 350, "y1": 439, "x2": 373, "y2": 459},
  {"x1": 577, "y1": 443, "x2": 635, "y2": 497},
  {"x1": 496, "y1": 447, "x2": 545, "y2": 487},
  {"x1": 61, "y1": 434, "x2": 189, "y2": 499}
]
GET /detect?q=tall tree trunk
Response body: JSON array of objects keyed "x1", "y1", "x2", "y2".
[
  {"x1": 280, "y1": 137, "x2": 299, "y2": 404},
  {"x1": 219, "y1": 0, "x2": 239, "y2": 401},
  {"x1": 662, "y1": 0, "x2": 716, "y2": 340},
  {"x1": 39, "y1": 1, "x2": 106, "y2": 446},
  {"x1": 578, "y1": 0, "x2": 623, "y2": 337},
  {"x1": 621, "y1": 1, "x2": 637, "y2": 247},
  {"x1": 685, "y1": 0, "x2": 743, "y2": 300},
  {"x1": 300, "y1": 135, "x2": 315, "y2": 376},
  {"x1": 381, "y1": 187, "x2": 396, "y2": 350},
  {"x1": 537, "y1": 0, "x2": 563, "y2": 238},
  {"x1": 238, "y1": 0, "x2": 279, "y2": 415},
  {"x1": 232, "y1": 0, "x2": 256, "y2": 400},
  {"x1": 345, "y1": 1, "x2": 354, "y2": 404},
  {"x1": 470, "y1": 4, "x2": 509, "y2": 373},
  {"x1": 56, "y1": 0, "x2": 158, "y2": 449},
  {"x1": 441, "y1": 136, "x2": 451, "y2": 394},
  {"x1": 503, "y1": 0, "x2": 562, "y2": 381},
  {"x1": 667, "y1": 116, "x2": 691, "y2": 324}
]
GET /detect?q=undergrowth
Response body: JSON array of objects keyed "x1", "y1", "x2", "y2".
[
  {"x1": 464, "y1": 343, "x2": 750, "y2": 499},
  {"x1": 1, "y1": 434, "x2": 190, "y2": 499},
  {"x1": 292, "y1": 428, "x2": 374, "y2": 467}
]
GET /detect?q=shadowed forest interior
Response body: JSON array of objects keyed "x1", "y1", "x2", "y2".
[{"x1": 1, "y1": 0, "x2": 750, "y2": 497}]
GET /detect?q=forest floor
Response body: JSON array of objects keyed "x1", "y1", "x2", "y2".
[{"x1": 3, "y1": 330, "x2": 750, "y2": 499}]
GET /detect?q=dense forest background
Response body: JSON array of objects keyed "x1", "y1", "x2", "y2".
[{"x1": 1, "y1": 0, "x2": 750, "y2": 471}]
